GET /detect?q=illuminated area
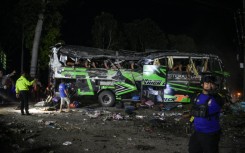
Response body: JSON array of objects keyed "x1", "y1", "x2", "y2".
[
  {"x1": 231, "y1": 91, "x2": 242, "y2": 102},
  {"x1": 237, "y1": 92, "x2": 241, "y2": 97},
  {"x1": 0, "y1": 105, "x2": 39, "y2": 114},
  {"x1": 0, "y1": 103, "x2": 60, "y2": 115},
  {"x1": 236, "y1": 92, "x2": 242, "y2": 101},
  {"x1": 164, "y1": 84, "x2": 174, "y2": 95},
  {"x1": 0, "y1": 93, "x2": 59, "y2": 115}
]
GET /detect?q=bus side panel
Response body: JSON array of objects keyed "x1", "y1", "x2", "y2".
[
  {"x1": 142, "y1": 65, "x2": 167, "y2": 103},
  {"x1": 165, "y1": 71, "x2": 202, "y2": 103}
]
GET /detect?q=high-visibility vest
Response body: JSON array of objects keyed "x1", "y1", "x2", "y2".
[{"x1": 15, "y1": 76, "x2": 34, "y2": 94}]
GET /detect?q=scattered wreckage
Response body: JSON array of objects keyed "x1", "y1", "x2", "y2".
[{"x1": 47, "y1": 43, "x2": 230, "y2": 107}]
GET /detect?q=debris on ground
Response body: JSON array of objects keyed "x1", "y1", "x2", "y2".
[{"x1": 0, "y1": 101, "x2": 244, "y2": 153}]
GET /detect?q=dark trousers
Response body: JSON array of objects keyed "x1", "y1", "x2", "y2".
[
  {"x1": 0, "y1": 88, "x2": 4, "y2": 102},
  {"x1": 188, "y1": 131, "x2": 221, "y2": 153},
  {"x1": 19, "y1": 90, "x2": 29, "y2": 114},
  {"x1": 0, "y1": 88, "x2": 6, "y2": 103}
]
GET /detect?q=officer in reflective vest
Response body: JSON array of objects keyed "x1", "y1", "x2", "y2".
[{"x1": 16, "y1": 72, "x2": 36, "y2": 115}]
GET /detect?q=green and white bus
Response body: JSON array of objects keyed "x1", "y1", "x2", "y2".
[{"x1": 49, "y1": 43, "x2": 230, "y2": 106}]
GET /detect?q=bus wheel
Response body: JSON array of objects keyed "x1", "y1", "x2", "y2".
[{"x1": 98, "y1": 90, "x2": 115, "y2": 107}]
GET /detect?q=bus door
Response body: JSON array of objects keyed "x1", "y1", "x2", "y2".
[
  {"x1": 141, "y1": 65, "x2": 167, "y2": 103},
  {"x1": 76, "y1": 76, "x2": 95, "y2": 96}
]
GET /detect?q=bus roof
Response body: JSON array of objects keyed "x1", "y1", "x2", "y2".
[
  {"x1": 142, "y1": 50, "x2": 221, "y2": 60},
  {"x1": 59, "y1": 45, "x2": 143, "y2": 61},
  {"x1": 56, "y1": 44, "x2": 222, "y2": 62}
]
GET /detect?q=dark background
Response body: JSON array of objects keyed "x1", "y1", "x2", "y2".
[
  {"x1": 61, "y1": 0, "x2": 240, "y2": 46},
  {"x1": 60, "y1": 0, "x2": 242, "y2": 93},
  {"x1": 0, "y1": 0, "x2": 243, "y2": 94}
]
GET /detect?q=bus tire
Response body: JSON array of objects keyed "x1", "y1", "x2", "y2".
[{"x1": 98, "y1": 90, "x2": 115, "y2": 107}]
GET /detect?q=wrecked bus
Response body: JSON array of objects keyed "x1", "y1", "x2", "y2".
[{"x1": 49, "y1": 43, "x2": 230, "y2": 106}]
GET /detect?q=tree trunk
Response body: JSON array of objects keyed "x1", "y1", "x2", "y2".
[
  {"x1": 21, "y1": 27, "x2": 24, "y2": 73},
  {"x1": 30, "y1": 12, "x2": 44, "y2": 77}
]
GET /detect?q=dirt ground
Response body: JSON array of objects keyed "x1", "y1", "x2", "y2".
[{"x1": 0, "y1": 100, "x2": 245, "y2": 153}]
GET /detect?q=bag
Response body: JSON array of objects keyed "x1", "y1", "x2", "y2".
[
  {"x1": 190, "y1": 95, "x2": 210, "y2": 118},
  {"x1": 190, "y1": 104, "x2": 209, "y2": 117}
]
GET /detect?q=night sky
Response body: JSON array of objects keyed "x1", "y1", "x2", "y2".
[
  {"x1": 59, "y1": 0, "x2": 242, "y2": 92},
  {"x1": 0, "y1": 0, "x2": 242, "y2": 92},
  {"x1": 61, "y1": 0, "x2": 240, "y2": 46}
]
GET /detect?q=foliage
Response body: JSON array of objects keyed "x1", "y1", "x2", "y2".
[
  {"x1": 15, "y1": 0, "x2": 66, "y2": 72},
  {"x1": 124, "y1": 18, "x2": 168, "y2": 52},
  {"x1": 39, "y1": 28, "x2": 62, "y2": 70},
  {"x1": 15, "y1": 0, "x2": 43, "y2": 49},
  {"x1": 38, "y1": 0, "x2": 66, "y2": 70},
  {"x1": 92, "y1": 14, "x2": 169, "y2": 52},
  {"x1": 92, "y1": 13, "x2": 197, "y2": 52},
  {"x1": 92, "y1": 12, "x2": 120, "y2": 50}
]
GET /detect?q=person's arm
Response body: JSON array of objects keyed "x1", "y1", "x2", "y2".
[
  {"x1": 4, "y1": 70, "x2": 16, "y2": 78},
  {"x1": 212, "y1": 93, "x2": 225, "y2": 107},
  {"x1": 64, "y1": 87, "x2": 70, "y2": 98},
  {"x1": 66, "y1": 61, "x2": 75, "y2": 66},
  {"x1": 130, "y1": 61, "x2": 134, "y2": 70},
  {"x1": 104, "y1": 60, "x2": 109, "y2": 69},
  {"x1": 64, "y1": 89, "x2": 68, "y2": 96},
  {"x1": 38, "y1": 82, "x2": 42, "y2": 87},
  {"x1": 85, "y1": 61, "x2": 89, "y2": 68},
  {"x1": 92, "y1": 62, "x2": 97, "y2": 68},
  {"x1": 23, "y1": 77, "x2": 35, "y2": 86},
  {"x1": 15, "y1": 81, "x2": 19, "y2": 98}
]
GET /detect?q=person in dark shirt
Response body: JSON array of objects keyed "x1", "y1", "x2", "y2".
[
  {"x1": 0, "y1": 70, "x2": 16, "y2": 104},
  {"x1": 189, "y1": 75, "x2": 224, "y2": 153}
]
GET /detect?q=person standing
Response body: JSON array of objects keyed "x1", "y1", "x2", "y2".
[
  {"x1": 188, "y1": 75, "x2": 224, "y2": 153},
  {"x1": 15, "y1": 72, "x2": 36, "y2": 115},
  {"x1": 32, "y1": 78, "x2": 42, "y2": 102},
  {"x1": 0, "y1": 70, "x2": 16, "y2": 104},
  {"x1": 59, "y1": 79, "x2": 70, "y2": 113}
]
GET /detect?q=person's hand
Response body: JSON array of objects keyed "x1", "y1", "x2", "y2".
[
  {"x1": 16, "y1": 93, "x2": 19, "y2": 99},
  {"x1": 12, "y1": 70, "x2": 16, "y2": 75}
]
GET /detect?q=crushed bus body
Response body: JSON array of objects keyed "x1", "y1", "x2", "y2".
[{"x1": 49, "y1": 43, "x2": 230, "y2": 107}]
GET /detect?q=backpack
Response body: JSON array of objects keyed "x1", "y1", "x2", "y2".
[
  {"x1": 190, "y1": 94, "x2": 211, "y2": 118},
  {"x1": 190, "y1": 93, "x2": 223, "y2": 118}
]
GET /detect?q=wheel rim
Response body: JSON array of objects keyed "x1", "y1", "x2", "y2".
[{"x1": 102, "y1": 95, "x2": 111, "y2": 104}]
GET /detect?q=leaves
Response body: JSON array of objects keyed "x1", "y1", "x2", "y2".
[
  {"x1": 92, "y1": 14, "x2": 196, "y2": 52},
  {"x1": 124, "y1": 18, "x2": 168, "y2": 51},
  {"x1": 92, "y1": 12, "x2": 119, "y2": 50}
]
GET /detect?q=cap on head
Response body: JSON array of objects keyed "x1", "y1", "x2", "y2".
[{"x1": 201, "y1": 75, "x2": 216, "y2": 84}]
